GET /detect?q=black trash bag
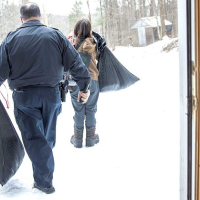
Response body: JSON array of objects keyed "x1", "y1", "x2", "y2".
[
  {"x1": 97, "y1": 46, "x2": 140, "y2": 92},
  {"x1": 0, "y1": 99, "x2": 25, "y2": 186},
  {"x1": 92, "y1": 31, "x2": 106, "y2": 54},
  {"x1": 92, "y1": 31, "x2": 139, "y2": 92}
]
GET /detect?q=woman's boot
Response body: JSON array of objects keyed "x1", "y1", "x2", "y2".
[
  {"x1": 70, "y1": 127, "x2": 83, "y2": 148},
  {"x1": 86, "y1": 127, "x2": 99, "y2": 147}
]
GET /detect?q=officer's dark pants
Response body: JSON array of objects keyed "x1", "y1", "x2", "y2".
[
  {"x1": 13, "y1": 85, "x2": 61, "y2": 188},
  {"x1": 70, "y1": 80, "x2": 99, "y2": 129}
]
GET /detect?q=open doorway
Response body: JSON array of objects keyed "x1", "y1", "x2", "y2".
[{"x1": 0, "y1": 0, "x2": 182, "y2": 200}]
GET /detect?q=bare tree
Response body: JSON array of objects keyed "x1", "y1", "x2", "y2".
[
  {"x1": 142, "y1": 0, "x2": 146, "y2": 17},
  {"x1": 171, "y1": 0, "x2": 178, "y2": 37},
  {"x1": 86, "y1": 0, "x2": 91, "y2": 22},
  {"x1": 159, "y1": 0, "x2": 166, "y2": 37},
  {"x1": 47, "y1": 14, "x2": 69, "y2": 36},
  {"x1": 99, "y1": 0, "x2": 104, "y2": 34},
  {"x1": 0, "y1": 2, "x2": 22, "y2": 43},
  {"x1": 104, "y1": 0, "x2": 108, "y2": 40},
  {"x1": 42, "y1": 4, "x2": 48, "y2": 26},
  {"x1": 150, "y1": 0, "x2": 155, "y2": 16},
  {"x1": 138, "y1": 0, "x2": 142, "y2": 18},
  {"x1": 68, "y1": 1, "x2": 85, "y2": 30},
  {"x1": 90, "y1": 0, "x2": 178, "y2": 46}
]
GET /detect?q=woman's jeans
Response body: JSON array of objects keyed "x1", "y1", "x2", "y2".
[{"x1": 70, "y1": 80, "x2": 99, "y2": 129}]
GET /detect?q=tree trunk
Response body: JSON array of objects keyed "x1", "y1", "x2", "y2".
[
  {"x1": 150, "y1": 0, "x2": 155, "y2": 16},
  {"x1": 156, "y1": 16, "x2": 161, "y2": 40},
  {"x1": 171, "y1": 0, "x2": 178, "y2": 37},
  {"x1": 133, "y1": 0, "x2": 137, "y2": 20},
  {"x1": 99, "y1": 0, "x2": 103, "y2": 35},
  {"x1": 139, "y1": 0, "x2": 142, "y2": 18},
  {"x1": 129, "y1": 0, "x2": 136, "y2": 26},
  {"x1": 43, "y1": 5, "x2": 48, "y2": 26},
  {"x1": 104, "y1": 0, "x2": 108, "y2": 43},
  {"x1": 159, "y1": 0, "x2": 166, "y2": 37},
  {"x1": 154, "y1": 1, "x2": 162, "y2": 40},
  {"x1": 143, "y1": 0, "x2": 146, "y2": 17},
  {"x1": 109, "y1": 0, "x2": 115, "y2": 49},
  {"x1": 87, "y1": 0, "x2": 91, "y2": 22},
  {"x1": 164, "y1": 0, "x2": 168, "y2": 19}
]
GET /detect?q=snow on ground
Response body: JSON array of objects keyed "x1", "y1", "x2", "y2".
[{"x1": 0, "y1": 38, "x2": 180, "y2": 200}]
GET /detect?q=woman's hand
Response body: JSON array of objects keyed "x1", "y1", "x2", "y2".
[{"x1": 77, "y1": 90, "x2": 90, "y2": 104}]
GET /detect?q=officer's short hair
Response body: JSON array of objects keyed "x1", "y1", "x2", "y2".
[{"x1": 20, "y1": 2, "x2": 41, "y2": 21}]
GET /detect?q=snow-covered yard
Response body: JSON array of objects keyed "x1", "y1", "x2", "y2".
[{"x1": 0, "y1": 38, "x2": 180, "y2": 200}]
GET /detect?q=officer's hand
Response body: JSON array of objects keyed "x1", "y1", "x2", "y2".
[{"x1": 77, "y1": 90, "x2": 90, "y2": 104}]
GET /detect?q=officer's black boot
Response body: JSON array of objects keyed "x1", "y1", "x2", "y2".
[
  {"x1": 86, "y1": 127, "x2": 99, "y2": 147},
  {"x1": 70, "y1": 127, "x2": 83, "y2": 148},
  {"x1": 33, "y1": 182, "x2": 55, "y2": 194}
]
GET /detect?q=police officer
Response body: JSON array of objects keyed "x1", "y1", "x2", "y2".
[{"x1": 0, "y1": 2, "x2": 91, "y2": 194}]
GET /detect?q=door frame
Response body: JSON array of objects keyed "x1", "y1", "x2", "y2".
[
  {"x1": 179, "y1": 0, "x2": 193, "y2": 199},
  {"x1": 195, "y1": 0, "x2": 200, "y2": 199}
]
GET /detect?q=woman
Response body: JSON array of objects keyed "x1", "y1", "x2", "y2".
[{"x1": 69, "y1": 19, "x2": 100, "y2": 148}]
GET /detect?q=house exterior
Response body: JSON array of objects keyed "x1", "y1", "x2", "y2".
[{"x1": 131, "y1": 16, "x2": 172, "y2": 47}]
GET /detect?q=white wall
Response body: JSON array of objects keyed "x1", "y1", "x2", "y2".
[{"x1": 138, "y1": 27, "x2": 146, "y2": 46}]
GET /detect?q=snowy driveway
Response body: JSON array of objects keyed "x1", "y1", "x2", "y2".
[{"x1": 0, "y1": 41, "x2": 180, "y2": 200}]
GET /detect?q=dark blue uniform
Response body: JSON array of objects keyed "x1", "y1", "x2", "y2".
[{"x1": 0, "y1": 20, "x2": 91, "y2": 188}]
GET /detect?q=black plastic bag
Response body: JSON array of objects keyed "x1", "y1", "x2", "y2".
[
  {"x1": 97, "y1": 46, "x2": 139, "y2": 92},
  {"x1": 0, "y1": 99, "x2": 25, "y2": 186},
  {"x1": 92, "y1": 31, "x2": 139, "y2": 92},
  {"x1": 92, "y1": 31, "x2": 106, "y2": 54}
]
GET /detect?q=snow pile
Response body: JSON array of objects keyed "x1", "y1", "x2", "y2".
[
  {"x1": 114, "y1": 36, "x2": 178, "y2": 60},
  {"x1": 149, "y1": 36, "x2": 179, "y2": 53},
  {"x1": 162, "y1": 37, "x2": 179, "y2": 52}
]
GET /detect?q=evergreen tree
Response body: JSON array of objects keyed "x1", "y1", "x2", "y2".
[{"x1": 68, "y1": 1, "x2": 85, "y2": 31}]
